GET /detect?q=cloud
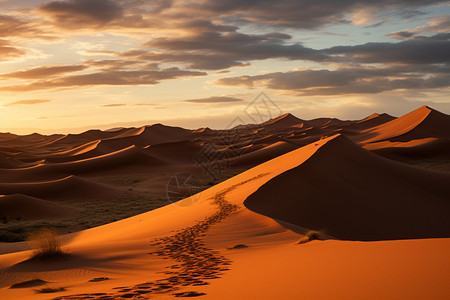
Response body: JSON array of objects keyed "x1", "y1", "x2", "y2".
[
  {"x1": 1, "y1": 65, "x2": 87, "y2": 79},
  {"x1": 0, "y1": 14, "x2": 53, "y2": 39},
  {"x1": 183, "y1": 96, "x2": 243, "y2": 103},
  {"x1": 387, "y1": 30, "x2": 415, "y2": 39},
  {"x1": 324, "y1": 34, "x2": 450, "y2": 65},
  {"x1": 118, "y1": 31, "x2": 327, "y2": 70},
  {"x1": 38, "y1": 0, "x2": 123, "y2": 28},
  {"x1": 101, "y1": 103, "x2": 127, "y2": 107},
  {"x1": 4, "y1": 99, "x2": 51, "y2": 106},
  {"x1": 0, "y1": 67, "x2": 206, "y2": 92},
  {"x1": 176, "y1": 0, "x2": 448, "y2": 29},
  {"x1": 387, "y1": 15, "x2": 450, "y2": 39},
  {"x1": 0, "y1": 39, "x2": 26, "y2": 61},
  {"x1": 216, "y1": 65, "x2": 450, "y2": 95}
]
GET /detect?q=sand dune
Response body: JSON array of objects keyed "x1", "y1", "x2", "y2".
[
  {"x1": 353, "y1": 113, "x2": 396, "y2": 129},
  {"x1": 0, "y1": 106, "x2": 449, "y2": 299},
  {"x1": 230, "y1": 141, "x2": 298, "y2": 167},
  {"x1": 245, "y1": 134, "x2": 450, "y2": 240},
  {"x1": 0, "y1": 145, "x2": 166, "y2": 182},
  {"x1": 0, "y1": 194, "x2": 76, "y2": 220},
  {"x1": 0, "y1": 176, "x2": 118, "y2": 201},
  {"x1": 143, "y1": 140, "x2": 203, "y2": 164},
  {"x1": 0, "y1": 154, "x2": 18, "y2": 169},
  {"x1": 360, "y1": 105, "x2": 450, "y2": 144},
  {"x1": 370, "y1": 138, "x2": 450, "y2": 161},
  {"x1": 263, "y1": 113, "x2": 304, "y2": 130}
]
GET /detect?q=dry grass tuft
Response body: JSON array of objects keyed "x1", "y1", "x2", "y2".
[
  {"x1": 35, "y1": 286, "x2": 66, "y2": 293},
  {"x1": 27, "y1": 228, "x2": 67, "y2": 260},
  {"x1": 297, "y1": 230, "x2": 322, "y2": 245}
]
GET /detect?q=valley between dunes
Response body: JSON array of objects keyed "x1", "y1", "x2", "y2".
[{"x1": 0, "y1": 106, "x2": 449, "y2": 299}]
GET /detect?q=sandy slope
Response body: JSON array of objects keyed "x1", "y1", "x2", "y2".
[
  {"x1": 359, "y1": 105, "x2": 450, "y2": 144},
  {"x1": 245, "y1": 134, "x2": 450, "y2": 240},
  {"x1": 0, "y1": 135, "x2": 448, "y2": 299},
  {"x1": 0, "y1": 194, "x2": 76, "y2": 220}
]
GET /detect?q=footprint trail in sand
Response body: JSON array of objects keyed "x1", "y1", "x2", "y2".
[{"x1": 53, "y1": 174, "x2": 267, "y2": 299}]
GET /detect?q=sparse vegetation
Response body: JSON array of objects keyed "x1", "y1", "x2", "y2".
[
  {"x1": 0, "y1": 170, "x2": 245, "y2": 243},
  {"x1": 297, "y1": 230, "x2": 322, "y2": 245},
  {"x1": 35, "y1": 287, "x2": 66, "y2": 293},
  {"x1": 10, "y1": 278, "x2": 47, "y2": 289},
  {"x1": 27, "y1": 228, "x2": 68, "y2": 260},
  {"x1": 320, "y1": 135, "x2": 328, "y2": 140},
  {"x1": 229, "y1": 244, "x2": 248, "y2": 249}
]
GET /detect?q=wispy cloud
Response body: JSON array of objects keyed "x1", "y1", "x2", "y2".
[
  {"x1": 183, "y1": 96, "x2": 243, "y2": 103},
  {"x1": 217, "y1": 64, "x2": 449, "y2": 96},
  {"x1": 4, "y1": 99, "x2": 51, "y2": 106},
  {"x1": 100, "y1": 103, "x2": 127, "y2": 107},
  {"x1": 0, "y1": 67, "x2": 206, "y2": 92},
  {"x1": 1, "y1": 65, "x2": 87, "y2": 79}
]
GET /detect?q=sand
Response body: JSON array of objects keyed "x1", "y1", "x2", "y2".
[{"x1": 0, "y1": 106, "x2": 449, "y2": 299}]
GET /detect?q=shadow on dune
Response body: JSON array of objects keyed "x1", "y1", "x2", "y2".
[{"x1": 244, "y1": 134, "x2": 450, "y2": 241}]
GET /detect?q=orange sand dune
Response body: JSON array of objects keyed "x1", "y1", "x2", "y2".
[
  {"x1": 305, "y1": 117, "x2": 354, "y2": 127},
  {"x1": 352, "y1": 112, "x2": 396, "y2": 129},
  {"x1": 0, "y1": 194, "x2": 76, "y2": 220},
  {"x1": 192, "y1": 127, "x2": 215, "y2": 135},
  {"x1": 0, "y1": 145, "x2": 166, "y2": 182},
  {"x1": 0, "y1": 176, "x2": 118, "y2": 201},
  {"x1": 102, "y1": 124, "x2": 193, "y2": 147},
  {"x1": 0, "y1": 133, "x2": 449, "y2": 300},
  {"x1": 359, "y1": 105, "x2": 450, "y2": 144},
  {"x1": 263, "y1": 113, "x2": 304, "y2": 130},
  {"x1": 42, "y1": 129, "x2": 130, "y2": 148},
  {"x1": 245, "y1": 134, "x2": 450, "y2": 240}
]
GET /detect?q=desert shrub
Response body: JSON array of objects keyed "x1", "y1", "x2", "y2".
[
  {"x1": 36, "y1": 287, "x2": 65, "y2": 293},
  {"x1": 320, "y1": 135, "x2": 328, "y2": 140},
  {"x1": 297, "y1": 230, "x2": 322, "y2": 245},
  {"x1": 10, "y1": 278, "x2": 47, "y2": 289},
  {"x1": 27, "y1": 228, "x2": 67, "y2": 260}
]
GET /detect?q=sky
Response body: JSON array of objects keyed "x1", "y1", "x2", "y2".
[{"x1": 0, "y1": 0, "x2": 449, "y2": 134}]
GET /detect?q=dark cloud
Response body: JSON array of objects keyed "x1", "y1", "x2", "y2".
[
  {"x1": 4, "y1": 99, "x2": 51, "y2": 106},
  {"x1": 217, "y1": 65, "x2": 450, "y2": 95},
  {"x1": 124, "y1": 31, "x2": 327, "y2": 70},
  {"x1": 324, "y1": 34, "x2": 450, "y2": 65},
  {"x1": 387, "y1": 30, "x2": 415, "y2": 39},
  {"x1": 387, "y1": 15, "x2": 450, "y2": 39},
  {"x1": 0, "y1": 67, "x2": 206, "y2": 92},
  {"x1": 38, "y1": 0, "x2": 123, "y2": 28},
  {"x1": 1, "y1": 65, "x2": 87, "y2": 79},
  {"x1": 183, "y1": 96, "x2": 243, "y2": 103},
  {"x1": 114, "y1": 31, "x2": 450, "y2": 71},
  {"x1": 181, "y1": 0, "x2": 448, "y2": 28}
]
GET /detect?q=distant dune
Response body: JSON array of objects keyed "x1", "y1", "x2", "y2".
[
  {"x1": 0, "y1": 106, "x2": 449, "y2": 300},
  {"x1": 0, "y1": 194, "x2": 76, "y2": 220}
]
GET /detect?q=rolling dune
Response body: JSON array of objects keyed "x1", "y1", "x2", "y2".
[{"x1": 245, "y1": 134, "x2": 450, "y2": 240}]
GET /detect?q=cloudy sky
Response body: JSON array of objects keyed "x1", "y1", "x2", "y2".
[{"x1": 0, "y1": 0, "x2": 449, "y2": 134}]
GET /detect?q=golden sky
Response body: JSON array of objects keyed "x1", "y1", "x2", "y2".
[{"x1": 0, "y1": 0, "x2": 449, "y2": 134}]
